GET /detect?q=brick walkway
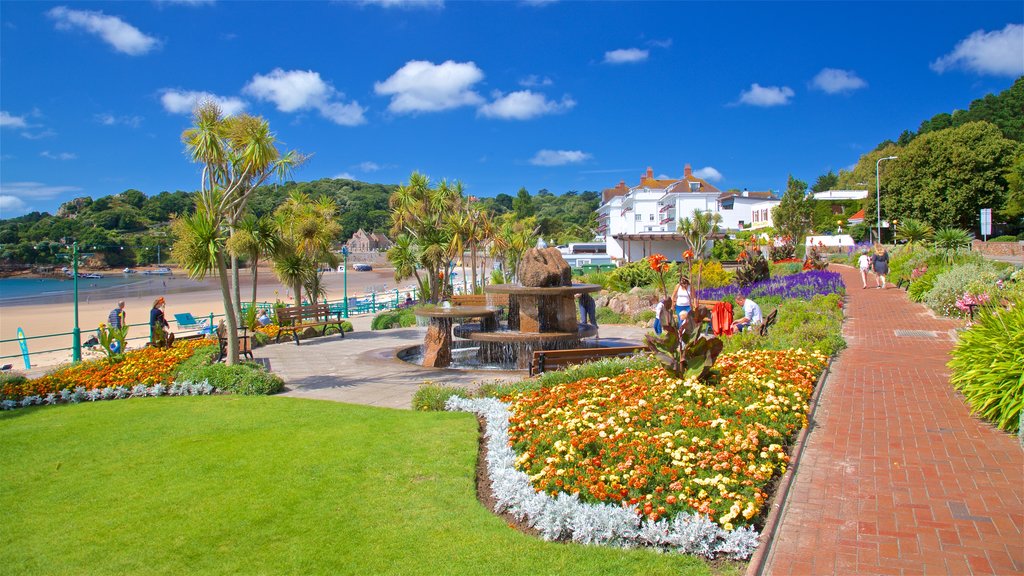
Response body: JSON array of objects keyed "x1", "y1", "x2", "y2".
[{"x1": 763, "y1": 266, "x2": 1024, "y2": 576}]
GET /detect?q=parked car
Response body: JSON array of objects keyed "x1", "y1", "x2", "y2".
[{"x1": 353, "y1": 263, "x2": 373, "y2": 272}]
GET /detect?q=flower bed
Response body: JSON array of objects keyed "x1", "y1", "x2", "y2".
[
  {"x1": 698, "y1": 270, "x2": 844, "y2": 302},
  {"x1": 0, "y1": 338, "x2": 216, "y2": 401},
  {"x1": 504, "y1": 349, "x2": 826, "y2": 531}
]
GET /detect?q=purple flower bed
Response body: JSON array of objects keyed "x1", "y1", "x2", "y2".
[{"x1": 697, "y1": 270, "x2": 845, "y2": 301}]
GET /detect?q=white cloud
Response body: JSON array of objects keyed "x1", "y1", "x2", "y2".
[
  {"x1": 693, "y1": 166, "x2": 723, "y2": 182},
  {"x1": 40, "y1": 151, "x2": 77, "y2": 161},
  {"x1": 47, "y1": 6, "x2": 159, "y2": 56},
  {"x1": 358, "y1": 161, "x2": 381, "y2": 172},
  {"x1": 647, "y1": 38, "x2": 673, "y2": 48},
  {"x1": 160, "y1": 89, "x2": 247, "y2": 116},
  {"x1": 156, "y1": 0, "x2": 215, "y2": 5},
  {"x1": 811, "y1": 68, "x2": 867, "y2": 94},
  {"x1": 0, "y1": 181, "x2": 83, "y2": 199},
  {"x1": 737, "y1": 83, "x2": 794, "y2": 107},
  {"x1": 243, "y1": 68, "x2": 366, "y2": 126},
  {"x1": 20, "y1": 129, "x2": 56, "y2": 140},
  {"x1": 0, "y1": 111, "x2": 27, "y2": 129},
  {"x1": 334, "y1": 172, "x2": 356, "y2": 180},
  {"x1": 519, "y1": 75, "x2": 553, "y2": 87},
  {"x1": 521, "y1": 0, "x2": 558, "y2": 5},
  {"x1": 375, "y1": 60, "x2": 485, "y2": 114},
  {"x1": 603, "y1": 48, "x2": 649, "y2": 64},
  {"x1": 657, "y1": 173, "x2": 671, "y2": 180},
  {"x1": 529, "y1": 149, "x2": 591, "y2": 166},
  {"x1": 0, "y1": 195, "x2": 27, "y2": 216},
  {"x1": 931, "y1": 24, "x2": 1024, "y2": 76},
  {"x1": 358, "y1": 0, "x2": 444, "y2": 8},
  {"x1": 95, "y1": 113, "x2": 143, "y2": 128},
  {"x1": 478, "y1": 90, "x2": 575, "y2": 120}
]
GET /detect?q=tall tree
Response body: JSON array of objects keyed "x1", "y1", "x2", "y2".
[
  {"x1": 228, "y1": 213, "x2": 278, "y2": 305},
  {"x1": 772, "y1": 175, "x2": 814, "y2": 241},
  {"x1": 810, "y1": 170, "x2": 839, "y2": 193},
  {"x1": 175, "y1": 101, "x2": 304, "y2": 364},
  {"x1": 271, "y1": 191, "x2": 341, "y2": 306},
  {"x1": 513, "y1": 187, "x2": 534, "y2": 218}
]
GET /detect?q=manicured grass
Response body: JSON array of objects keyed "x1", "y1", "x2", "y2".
[{"x1": 0, "y1": 397, "x2": 733, "y2": 576}]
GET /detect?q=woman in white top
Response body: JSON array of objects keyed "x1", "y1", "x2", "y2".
[
  {"x1": 857, "y1": 250, "x2": 871, "y2": 289},
  {"x1": 672, "y1": 277, "x2": 692, "y2": 324}
]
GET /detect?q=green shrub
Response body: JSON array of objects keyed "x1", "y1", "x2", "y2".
[
  {"x1": 988, "y1": 235, "x2": 1018, "y2": 242},
  {"x1": 184, "y1": 362, "x2": 284, "y2": 395},
  {"x1": 768, "y1": 261, "x2": 802, "y2": 277},
  {"x1": 925, "y1": 262, "x2": 1006, "y2": 317},
  {"x1": 908, "y1": 269, "x2": 940, "y2": 302},
  {"x1": 606, "y1": 259, "x2": 659, "y2": 292},
  {"x1": 578, "y1": 270, "x2": 611, "y2": 288},
  {"x1": 173, "y1": 344, "x2": 220, "y2": 380},
  {"x1": 693, "y1": 260, "x2": 733, "y2": 288},
  {"x1": 948, "y1": 300, "x2": 1024, "y2": 433},
  {"x1": 324, "y1": 321, "x2": 354, "y2": 336},
  {"x1": 634, "y1": 309, "x2": 655, "y2": 323},
  {"x1": 412, "y1": 382, "x2": 471, "y2": 411},
  {"x1": 596, "y1": 307, "x2": 631, "y2": 325},
  {"x1": 722, "y1": 294, "x2": 845, "y2": 357},
  {"x1": 251, "y1": 332, "x2": 270, "y2": 347},
  {"x1": 371, "y1": 308, "x2": 417, "y2": 330},
  {"x1": 711, "y1": 238, "x2": 741, "y2": 260},
  {"x1": 0, "y1": 372, "x2": 28, "y2": 387}
]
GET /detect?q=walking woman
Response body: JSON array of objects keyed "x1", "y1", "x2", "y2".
[{"x1": 871, "y1": 243, "x2": 890, "y2": 288}]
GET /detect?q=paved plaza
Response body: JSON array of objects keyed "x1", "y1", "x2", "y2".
[{"x1": 255, "y1": 316, "x2": 648, "y2": 409}]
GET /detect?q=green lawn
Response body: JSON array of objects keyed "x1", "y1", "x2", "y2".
[{"x1": 0, "y1": 397, "x2": 736, "y2": 576}]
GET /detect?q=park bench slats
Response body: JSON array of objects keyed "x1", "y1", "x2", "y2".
[
  {"x1": 529, "y1": 345, "x2": 646, "y2": 376},
  {"x1": 276, "y1": 304, "x2": 346, "y2": 345}
]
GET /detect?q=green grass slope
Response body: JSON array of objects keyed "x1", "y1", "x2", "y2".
[{"x1": 0, "y1": 397, "x2": 723, "y2": 576}]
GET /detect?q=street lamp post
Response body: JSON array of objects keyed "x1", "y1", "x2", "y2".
[
  {"x1": 876, "y1": 156, "x2": 898, "y2": 242},
  {"x1": 71, "y1": 241, "x2": 81, "y2": 363},
  {"x1": 341, "y1": 246, "x2": 349, "y2": 318}
]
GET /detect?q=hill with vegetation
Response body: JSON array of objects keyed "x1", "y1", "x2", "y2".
[{"x1": 0, "y1": 179, "x2": 601, "y2": 268}]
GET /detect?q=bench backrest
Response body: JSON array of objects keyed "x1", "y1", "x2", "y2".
[
  {"x1": 530, "y1": 345, "x2": 646, "y2": 375},
  {"x1": 451, "y1": 294, "x2": 510, "y2": 307},
  {"x1": 278, "y1": 304, "x2": 334, "y2": 324}
]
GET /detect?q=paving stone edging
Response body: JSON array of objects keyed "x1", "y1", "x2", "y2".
[{"x1": 744, "y1": 356, "x2": 834, "y2": 576}]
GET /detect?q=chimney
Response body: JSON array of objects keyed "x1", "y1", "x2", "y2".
[
  {"x1": 742, "y1": 188, "x2": 749, "y2": 198},
  {"x1": 646, "y1": 167, "x2": 654, "y2": 180},
  {"x1": 684, "y1": 164, "x2": 692, "y2": 179}
]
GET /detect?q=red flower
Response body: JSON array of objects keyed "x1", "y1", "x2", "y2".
[
  {"x1": 682, "y1": 249, "x2": 695, "y2": 261},
  {"x1": 648, "y1": 254, "x2": 670, "y2": 273},
  {"x1": 738, "y1": 250, "x2": 748, "y2": 260}
]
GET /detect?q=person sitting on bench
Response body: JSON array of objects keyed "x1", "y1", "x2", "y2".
[{"x1": 731, "y1": 294, "x2": 763, "y2": 333}]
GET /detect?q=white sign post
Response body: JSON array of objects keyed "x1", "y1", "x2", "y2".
[{"x1": 980, "y1": 208, "x2": 992, "y2": 241}]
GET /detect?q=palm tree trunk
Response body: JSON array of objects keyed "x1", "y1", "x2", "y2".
[
  {"x1": 461, "y1": 255, "x2": 467, "y2": 294},
  {"x1": 230, "y1": 253, "x2": 242, "y2": 324},
  {"x1": 216, "y1": 252, "x2": 239, "y2": 365},
  {"x1": 470, "y1": 242, "x2": 478, "y2": 294},
  {"x1": 294, "y1": 280, "x2": 302, "y2": 307},
  {"x1": 251, "y1": 258, "x2": 258, "y2": 304}
]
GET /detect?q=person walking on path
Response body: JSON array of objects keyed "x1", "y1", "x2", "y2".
[
  {"x1": 870, "y1": 243, "x2": 889, "y2": 288},
  {"x1": 857, "y1": 250, "x2": 872, "y2": 289},
  {"x1": 108, "y1": 300, "x2": 126, "y2": 329}
]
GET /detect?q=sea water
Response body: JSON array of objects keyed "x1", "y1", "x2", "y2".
[{"x1": 0, "y1": 276, "x2": 148, "y2": 305}]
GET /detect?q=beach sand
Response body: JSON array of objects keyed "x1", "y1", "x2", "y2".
[{"x1": 0, "y1": 265, "x2": 410, "y2": 371}]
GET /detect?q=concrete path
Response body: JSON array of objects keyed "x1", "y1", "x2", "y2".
[
  {"x1": 255, "y1": 315, "x2": 648, "y2": 410},
  {"x1": 763, "y1": 266, "x2": 1024, "y2": 575}
]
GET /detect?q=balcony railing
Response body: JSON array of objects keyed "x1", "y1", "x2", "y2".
[
  {"x1": 659, "y1": 204, "x2": 675, "y2": 213},
  {"x1": 659, "y1": 216, "x2": 674, "y2": 225}
]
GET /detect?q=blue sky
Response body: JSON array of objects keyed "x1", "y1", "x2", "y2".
[{"x1": 1, "y1": 1, "x2": 1022, "y2": 218}]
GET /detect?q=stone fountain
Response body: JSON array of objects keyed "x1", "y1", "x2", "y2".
[{"x1": 413, "y1": 247, "x2": 600, "y2": 369}]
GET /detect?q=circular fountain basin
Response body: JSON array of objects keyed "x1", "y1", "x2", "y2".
[
  {"x1": 455, "y1": 325, "x2": 599, "y2": 342},
  {"x1": 412, "y1": 306, "x2": 498, "y2": 318}
]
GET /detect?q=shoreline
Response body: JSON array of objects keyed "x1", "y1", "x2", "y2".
[{"x1": 0, "y1": 265, "x2": 407, "y2": 371}]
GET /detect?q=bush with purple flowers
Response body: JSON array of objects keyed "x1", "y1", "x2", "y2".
[{"x1": 698, "y1": 270, "x2": 845, "y2": 302}]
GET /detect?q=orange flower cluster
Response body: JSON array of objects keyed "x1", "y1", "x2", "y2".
[
  {"x1": 648, "y1": 254, "x2": 670, "y2": 273},
  {"x1": 254, "y1": 324, "x2": 283, "y2": 339},
  {"x1": 1, "y1": 339, "x2": 215, "y2": 400},
  {"x1": 505, "y1": 349, "x2": 826, "y2": 529},
  {"x1": 682, "y1": 249, "x2": 695, "y2": 261}
]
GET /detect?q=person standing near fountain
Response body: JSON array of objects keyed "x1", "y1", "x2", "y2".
[
  {"x1": 578, "y1": 292, "x2": 597, "y2": 327},
  {"x1": 672, "y1": 277, "x2": 693, "y2": 326}
]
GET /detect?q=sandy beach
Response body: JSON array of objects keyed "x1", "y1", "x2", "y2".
[{"x1": 0, "y1": 265, "x2": 409, "y2": 371}]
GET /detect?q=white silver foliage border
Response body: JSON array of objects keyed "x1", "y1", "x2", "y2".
[
  {"x1": 446, "y1": 396, "x2": 760, "y2": 560},
  {"x1": 1, "y1": 381, "x2": 217, "y2": 411}
]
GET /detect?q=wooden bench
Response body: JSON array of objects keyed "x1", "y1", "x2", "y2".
[
  {"x1": 276, "y1": 304, "x2": 346, "y2": 345},
  {"x1": 217, "y1": 326, "x2": 253, "y2": 362},
  {"x1": 758, "y1": 308, "x2": 778, "y2": 337},
  {"x1": 529, "y1": 345, "x2": 646, "y2": 376},
  {"x1": 451, "y1": 294, "x2": 510, "y2": 307}
]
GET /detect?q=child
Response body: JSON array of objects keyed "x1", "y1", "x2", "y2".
[
  {"x1": 857, "y1": 250, "x2": 871, "y2": 289},
  {"x1": 653, "y1": 300, "x2": 665, "y2": 334}
]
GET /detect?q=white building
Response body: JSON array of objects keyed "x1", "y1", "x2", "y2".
[
  {"x1": 811, "y1": 190, "x2": 869, "y2": 201},
  {"x1": 597, "y1": 165, "x2": 779, "y2": 262}
]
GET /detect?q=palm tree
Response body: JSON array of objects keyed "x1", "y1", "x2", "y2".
[
  {"x1": 177, "y1": 101, "x2": 305, "y2": 364},
  {"x1": 388, "y1": 172, "x2": 463, "y2": 302},
  {"x1": 934, "y1": 227, "x2": 973, "y2": 262},
  {"x1": 894, "y1": 218, "x2": 935, "y2": 244},
  {"x1": 228, "y1": 213, "x2": 278, "y2": 306},
  {"x1": 271, "y1": 192, "x2": 340, "y2": 306}
]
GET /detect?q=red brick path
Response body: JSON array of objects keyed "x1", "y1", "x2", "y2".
[{"x1": 763, "y1": 266, "x2": 1024, "y2": 575}]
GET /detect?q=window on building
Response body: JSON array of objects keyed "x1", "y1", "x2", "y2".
[
  {"x1": 689, "y1": 182, "x2": 700, "y2": 192},
  {"x1": 649, "y1": 214, "x2": 655, "y2": 221},
  {"x1": 635, "y1": 214, "x2": 642, "y2": 221}
]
